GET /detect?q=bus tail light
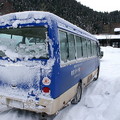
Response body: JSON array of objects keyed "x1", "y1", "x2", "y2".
[{"x1": 42, "y1": 87, "x2": 50, "y2": 93}]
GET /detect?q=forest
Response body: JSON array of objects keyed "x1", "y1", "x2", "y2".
[{"x1": 2, "y1": 0, "x2": 120, "y2": 34}]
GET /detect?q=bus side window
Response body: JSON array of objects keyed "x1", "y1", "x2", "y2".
[
  {"x1": 59, "y1": 31, "x2": 68, "y2": 62},
  {"x1": 97, "y1": 43, "x2": 100, "y2": 56},
  {"x1": 91, "y1": 41, "x2": 94, "y2": 56},
  {"x1": 87, "y1": 40, "x2": 92, "y2": 57},
  {"x1": 82, "y1": 38, "x2": 87, "y2": 58},
  {"x1": 95, "y1": 42, "x2": 98, "y2": 56},
  {"x1": 91, "y1": 41, "x2": 97, "y2": 56},
  {"x1": 68, "y1": 33, "x2": 76, "y2": 60},
  {"x1": 94, "y1": 42, "x2": 98, "y2": 56},
  {"x1": 76, "y1": 36, "x2": 83, "y2": 58}
]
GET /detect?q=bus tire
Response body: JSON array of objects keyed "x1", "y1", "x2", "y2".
[
  {"x1": 71, "y1": 83, "x2": 82, "y2": 104},
  {"x1": 94, "y1": 67, "x2": 100, "y2": 81}
]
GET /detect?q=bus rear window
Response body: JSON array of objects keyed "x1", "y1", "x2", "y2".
[{"x1": 0, "y1": 27, "x2": 48, "y2": 60}]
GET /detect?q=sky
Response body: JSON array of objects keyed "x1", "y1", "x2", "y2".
[{"x1": 76, "y1": 0, "x2": 120, "y2": 12}]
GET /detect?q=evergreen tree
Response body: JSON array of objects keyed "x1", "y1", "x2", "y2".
[{"x1": 6, "y1": 0, "x2": 120, "y2": 34}]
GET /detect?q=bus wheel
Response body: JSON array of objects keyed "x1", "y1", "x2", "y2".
[
  {"x1": 94, "y1": 67, "x2": 100, "y2": 81},
  {"x1": 71, "y1": 83, "x2": 82, "y2": 104}
]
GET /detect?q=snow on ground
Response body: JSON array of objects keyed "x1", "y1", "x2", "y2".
[
  {"x1": 0, "y1": 46, "x2": 120, "y2": 120},
  {"x1": 54, "y1": 46, "x2": 120, "y2": 120}
]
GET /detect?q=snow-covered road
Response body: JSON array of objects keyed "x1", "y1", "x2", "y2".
[
  {"x1": 55, "y1": 46, "x2": 120, "y2": 120},
  {"x1": 0, "y1": 46, "x2": 120, "y2": 120}
]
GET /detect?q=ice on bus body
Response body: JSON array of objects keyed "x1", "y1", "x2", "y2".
[
  {"x1": 0, "y1": 12, "x2": 56, "y2": 100},
  {"x1": 0, "y1": 57, "x2": 55, "y2": 100}
]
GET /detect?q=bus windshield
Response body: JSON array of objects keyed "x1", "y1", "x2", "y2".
[{"x1": 0, "y1": 27, "x2": 48, "y2": 60}]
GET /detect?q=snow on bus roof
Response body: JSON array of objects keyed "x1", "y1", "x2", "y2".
[
  {"x1": 114, "y1": 28, "x2": 120, "y2": 32},
  {"x1": 0, "y1": 11, "x2": 96, "y2": 41},
  {"x1": 94, "y1": 34, "x2": 120, "y2": 40}
]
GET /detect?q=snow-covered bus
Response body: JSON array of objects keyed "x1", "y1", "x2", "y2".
[{"x1": 0, "y1": 11, "x2": 100, "y2": 115}]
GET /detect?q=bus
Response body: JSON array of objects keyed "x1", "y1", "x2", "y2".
[{"x1": 0, "y1": 11, "x2": 100, "y2": 115}]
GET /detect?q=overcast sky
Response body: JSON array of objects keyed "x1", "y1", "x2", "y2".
[{"x1": 76, "y1": 0, "x2": 120, "y2": 12}]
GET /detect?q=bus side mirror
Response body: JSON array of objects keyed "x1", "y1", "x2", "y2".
[{"x1": 99, "y1": 51, "x2": 103, "y2": 59}]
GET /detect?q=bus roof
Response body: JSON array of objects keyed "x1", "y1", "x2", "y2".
[{"x1": 0, "y1": 11, "x2": 97, "y2": 41}]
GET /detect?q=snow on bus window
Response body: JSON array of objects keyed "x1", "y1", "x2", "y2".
[{"x1": 0, "y1": 27, "x2": 49, "y2": 60}]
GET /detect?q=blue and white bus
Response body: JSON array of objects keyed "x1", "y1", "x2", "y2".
[{"x1": 0, "y1": 11, "x2": 100, "y2": 115}]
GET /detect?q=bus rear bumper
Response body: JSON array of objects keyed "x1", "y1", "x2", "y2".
[
  {"x1": 0, "y1": 95, "x2": 55, "y2": 115},
  {"x1": 0, "y1": 84, "x2": 78, "y2": 115}
]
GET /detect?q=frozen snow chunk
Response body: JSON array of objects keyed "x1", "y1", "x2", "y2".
[
  {"x1": 34, "y1": 11, "x2": 46, "y2": 19},
  {"x1": 12, "y1": 20, "x2": 20, "y2": 28},
  {"x1": 15, "y1": 11, "x2": 32, "y2": 20},
  {"x1": 36, "y1": 20, "x2": 41, "y2": 24},
  {"x1": 84, "y1": 95, "x2": 103, "y2": 108},
  {"x1": 103, "y1": 92, "x2": 120, "y2": 120},
  {"x1": 0, "y1": 13, "x2": 15, "y2": 22}
]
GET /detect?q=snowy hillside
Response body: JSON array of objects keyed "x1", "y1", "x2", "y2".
[{"x1": 0, "y1": 46, "x2": 120, "y2": 120}]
